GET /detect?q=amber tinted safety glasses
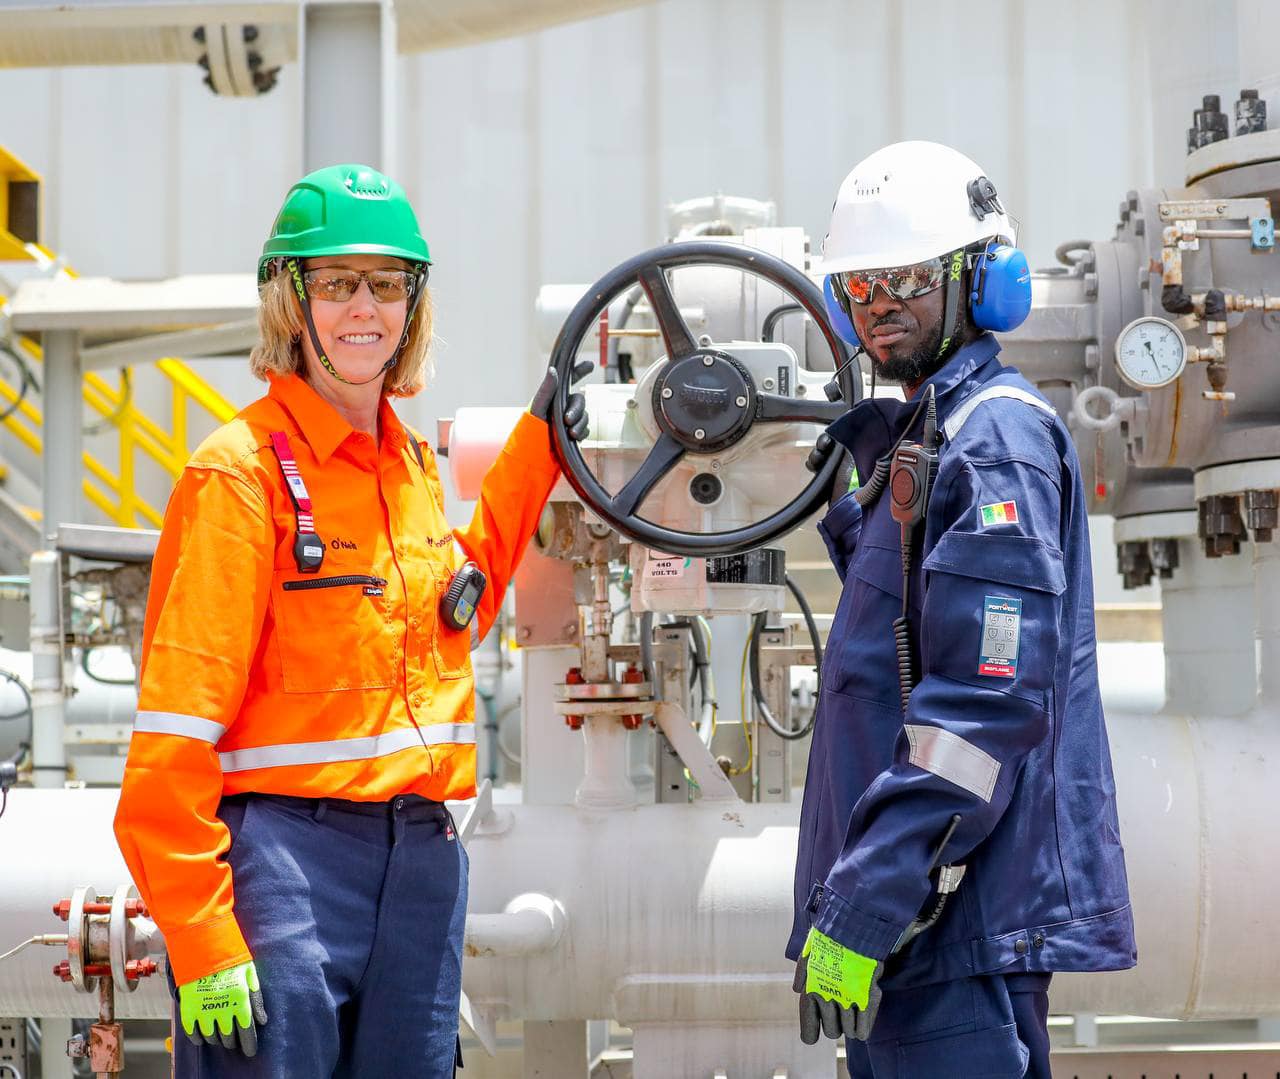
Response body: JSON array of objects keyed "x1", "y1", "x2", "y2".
[
  {"x1": 837, "y1": 256, "x2": 948, "y2": 305},
  {"x1": 302, "y1": 268, "x2": 416, "y2": 303}
]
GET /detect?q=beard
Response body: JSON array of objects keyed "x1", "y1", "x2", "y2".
[{"x1": 868, "y1": 318, "x2": 947, "y2": 385}]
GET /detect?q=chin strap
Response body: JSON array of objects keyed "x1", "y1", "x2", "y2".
[
  {"x1": 285, "y1": 258, "x2": 427, "y2": 388},
  {"x1": 935, "y1": 248, "x2": 967, "y2": 361}
]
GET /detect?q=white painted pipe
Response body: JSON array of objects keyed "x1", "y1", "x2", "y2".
[
  {"x1": 575, "y1": 718, "x2": 638, "y2": 809},
  {"x1": 464, "y1": 893, "x2": 566, "y2": 959}
]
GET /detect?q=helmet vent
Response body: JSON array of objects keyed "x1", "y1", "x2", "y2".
[{"x1": 346, "y1": 169, "x2": 391, "y2": 199}]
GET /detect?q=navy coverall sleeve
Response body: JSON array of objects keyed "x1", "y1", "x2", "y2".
[{"x1": 813, "y1": 447, "x2": 1066, "y2": 960}]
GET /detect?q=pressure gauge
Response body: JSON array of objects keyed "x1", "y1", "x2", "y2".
[{"x1": 1114, "y1": 317, "x2": 1188, "y2": 390}]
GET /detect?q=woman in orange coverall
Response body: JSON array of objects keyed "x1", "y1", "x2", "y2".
[{"x1": 113, "y1": 163, "x2": 587, "y2": 1078}]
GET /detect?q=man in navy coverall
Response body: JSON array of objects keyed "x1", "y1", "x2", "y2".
[{"x1": 790, "y1": 141, "x2": 1136, "y2": 1078}]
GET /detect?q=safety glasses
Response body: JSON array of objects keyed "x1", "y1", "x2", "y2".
[
  {"x1": 837, "y1": 255, "x2": 948, "y2": 305},
  {"x1": 301, "y1": 268, "x2": 416, "y2": 304}
]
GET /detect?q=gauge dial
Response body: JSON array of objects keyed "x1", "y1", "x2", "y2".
[{"x1": 1115, "y1": 317, "x2": 1188, "y2": 390}]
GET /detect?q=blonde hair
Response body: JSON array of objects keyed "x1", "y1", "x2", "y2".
[{"x1": 250, "y1": 270, "x2": 434, "y2": 396}]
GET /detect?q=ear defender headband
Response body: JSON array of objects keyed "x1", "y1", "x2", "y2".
[
  {"x1": 964, "y1": 176, "x2": 1031, "y2": 333},
  {"x1": 282, "y1": 258, "x2": 430, "y2": 388}
]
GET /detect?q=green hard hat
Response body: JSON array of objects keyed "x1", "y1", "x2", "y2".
[{"x1": 258, "y1": 163, "x2": 431, "y2": 282}]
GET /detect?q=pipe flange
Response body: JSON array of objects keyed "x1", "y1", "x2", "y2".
[
  {"x1": 1194, "y1": 458, "x2": 1280, "y2": 501},
  {"x1": 67, "y1": 886, "x2": 97, "y2": 994},
  {"x1": 552, "y1": 700, "x2": 657, "y2": 718},
  {"x1": 555, "y1": 681, "x2": 654, "y2": 701},
  {"x1": 109, "y1": 884, "x2": 139, "y2": 993}
]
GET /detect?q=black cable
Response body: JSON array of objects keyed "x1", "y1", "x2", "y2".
[
  {"x1": 855, "y1": 384, "x2": 936, "y2": 510},
  {"x1": 80, "y1": 646, "x2": 136, "y2": 687},
  {"x1": 0, "y1": 669, "x2": 32, "y2": 729},
  {"x1": 890, "y1": 385, "x2": 939, "y2": 713},
  {"x1": 82, "y1": 368, "x2": 133, "y2": 437},
  {"x1": 784, "y1": 574, "x2": 823, "y2": 685},
  {"x1": 0, "y1": 344, "x2": 37, "y2": 425},
  {"x1": 749, "y1": 611, "x2": 817, "y2": 742},
  {"x1": 761, "y1": 303, "x2": 803, "y2": 343},
  {"x1": 893, "y1": 532, "x2": 916, "y2": 713}
]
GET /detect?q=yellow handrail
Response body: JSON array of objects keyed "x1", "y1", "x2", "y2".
[{"x1": 0, "y1": 317, "x2": 238, "y2": 528}]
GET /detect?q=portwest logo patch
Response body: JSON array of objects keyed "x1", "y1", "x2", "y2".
[{"x1": 978, "y1": 595, "x2": 1021, "y2": 678}]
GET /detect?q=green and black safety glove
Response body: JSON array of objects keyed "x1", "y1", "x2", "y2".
[
  {"x1": 530, "y1": 360, "x2": 592, "y2": 441},
  {"x1": 179, "y1": 959, "x2": 268, "y2": 1057},
  {"x1": 794, "y1": 926, "x2": 884, "y2": 1044}
]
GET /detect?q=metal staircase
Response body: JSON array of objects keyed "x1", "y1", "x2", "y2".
[{"x1": 0, "y1": 252, "x2": 237, "y2": 570}]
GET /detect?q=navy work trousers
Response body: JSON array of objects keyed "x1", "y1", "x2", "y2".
[
  {"x1": 170, "y1": 792, "x2": 467, "y2": 1078},
  {"x1": 845, "y1": 973, "x2": 1051, "y2": 1078}
]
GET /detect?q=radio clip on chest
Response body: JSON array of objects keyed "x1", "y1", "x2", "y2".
[
  {"x1": 887, "y1": 385, "x2": 941, "y2": 711},
  {"x1": 269, "y1": 431, "x2": 325, "y2": 572},
  {"x1": 440, "y1": 561, "x2": 487, "y2": 632}
]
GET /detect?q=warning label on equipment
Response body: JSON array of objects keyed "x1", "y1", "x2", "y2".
[{"x1": 644, "y1": 553, "x2": 691, "y2": 580}]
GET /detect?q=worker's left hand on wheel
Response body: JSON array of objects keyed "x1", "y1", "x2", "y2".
[
  {"x1": 794, "y1": 927, "x2": 883, "y2": 1044},
  {"x1": 530, "y1": 361, "x2": 592, "y2": 441},
  {"x1": 179, "y1": 959, "x2": 268, "y2": 1057}
]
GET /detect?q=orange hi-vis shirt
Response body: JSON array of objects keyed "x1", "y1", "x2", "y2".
[{"x1": 113, "y1": 372, "x2": 561, "y2": 985}]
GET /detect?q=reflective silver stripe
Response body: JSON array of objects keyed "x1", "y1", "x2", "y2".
[
  {"x1": 904, "y1": 723, "x2": 1000, "y2": 803},
  {"x1": 219, "y1": 724, "x2": 476, "y2": 774},
  {"x1": 133, "y1": 710, "x2": 226, "y2": 744},
  {"x1": 943, "y1": 386, "x2": 1056, "y2": 441},
  {"x1": 469, "y1": 619, "x2": 480, "y2": 652}
]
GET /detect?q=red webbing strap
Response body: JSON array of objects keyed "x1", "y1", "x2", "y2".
[{"x1": 269, "y1": 431, "x2": 316, "y2": 534}]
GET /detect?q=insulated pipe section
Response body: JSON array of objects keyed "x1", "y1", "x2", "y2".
[{"x1": 464, "y1": 893, "x2": 567, "y2": 959}]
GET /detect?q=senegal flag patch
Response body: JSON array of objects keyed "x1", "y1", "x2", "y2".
[{"x1": 979, "y1": 500, "x2": 1018, "y2": 527}]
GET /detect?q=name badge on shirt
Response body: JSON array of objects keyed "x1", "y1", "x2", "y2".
[{"x1": 979, "y1": 595, "x2": 1021, "y2": 678}]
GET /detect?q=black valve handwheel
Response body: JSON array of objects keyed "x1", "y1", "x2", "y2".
[{"x1": 548, "y1": 240, "x2": 858, "y2": 557}]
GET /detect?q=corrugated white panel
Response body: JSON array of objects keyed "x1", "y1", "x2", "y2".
[{"x1": 0, "y1": 0, "x2": 1247, "y2": 538}]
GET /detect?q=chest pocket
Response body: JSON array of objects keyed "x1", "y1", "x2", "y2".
[
  {"x1": 429, "y1": 563, "x2": 472, "y2": 681},
  {"x1": 271, "y1": 568, "x2": 396, "y2": 693}
]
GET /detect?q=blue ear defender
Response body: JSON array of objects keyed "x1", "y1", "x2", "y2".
[
  {"x1": 823, "y1": 274, "x2": 860, "y2": 347},
  {"x1": 969, "y1": 242, "x2": 1031, "y2": 332}
]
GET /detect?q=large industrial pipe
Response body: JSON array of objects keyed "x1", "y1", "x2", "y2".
[{"x1": 3, "y1": 550, "x2": 1274, "y2": 1045}]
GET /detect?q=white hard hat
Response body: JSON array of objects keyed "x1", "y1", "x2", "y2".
[{"x1": 815, "y1": 141, "x2": 1017, "y2": 275}]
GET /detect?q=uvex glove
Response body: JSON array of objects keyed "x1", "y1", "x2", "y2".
[
  {"x1": 530, "y1": 361, "x2": 592, "y2": 441},
  {"x1": 794, "y1": 927, "x2": 884, "y2": 1044},
  {"x1": 179, "y1": 960, "x2": 268, "y2": 1057}
]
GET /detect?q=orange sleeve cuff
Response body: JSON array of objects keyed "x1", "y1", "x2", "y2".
[
  {"x1": 163, "y1": 911, "x2": 252, "y2": 986},
  {"x1": 508, "y1": 411, "x2": 562, "y2": 485}
]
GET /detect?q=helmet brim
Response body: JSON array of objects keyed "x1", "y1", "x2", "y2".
[
  {"x1": 258, "y1": 243, "x2": 431, "y2": 282},
  {"x1": 813, "y1": 233, "x2": 1013, "y2": 277}
]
